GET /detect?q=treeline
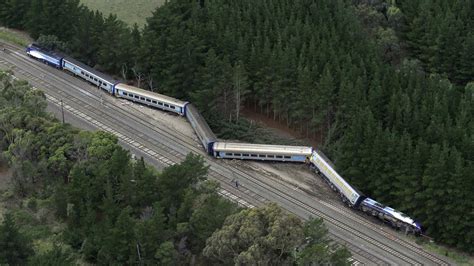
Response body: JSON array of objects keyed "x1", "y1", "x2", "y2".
[
  {"x1": 140, "y1": 0, "x2": 474, "y2": 252},
  {"x1": 352, "y1": 0, "x2": 474, "y2": 86},
  {"x1": 399, "y1": 0, "x2": 473, "y2": 84},
  {"x1": 0, "y1": 0, "x2": 472, "y2": 253},
  {"x1": 0, "y1": 0, "x2": 140, "y2": 76},
  {"x1": 0, "y1": 71, "x2": 350, "y2": 264}
]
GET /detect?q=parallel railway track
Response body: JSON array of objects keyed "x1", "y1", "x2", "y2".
[{"x1": 0, "y1": 42, "x2": 451, "y2": 265}]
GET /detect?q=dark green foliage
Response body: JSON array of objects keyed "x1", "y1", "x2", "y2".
[
  {"x1": 188, "y1": 181, "x2": 239, "y2": 252},
  {"x1": 296, "y1": 218, "x2": 351, "y2": 265},
  {"x1": 0, "y1": 72, "x2": 245, "y2": 263},
  {"x1": 1, "y1": 0, "x2": 471, "y2": 256},
  {"x1": 0, "y1": 0, "x2": 30, "y2": 28},
  {"x1": 333, "y1": 72, "x2": 473, "y2": 252},
  {"x1": 25, "y1": 0, "x2": 81, "y2": 40},
  {"x1": 36, "y1": 34, "x2": 68, "y2": 52},
  {"x1": 397, "y1": 0, "x2": 473, "y2": 84},
  {"x1": 0, "y1": 213, "x2": 35, "y2": 265},
  {"x1": 204, "y1": 204, "x2": 349, "y2": 265},
  {"x1": 27, "y1": 244, "x2": 74, "y2": 266}
]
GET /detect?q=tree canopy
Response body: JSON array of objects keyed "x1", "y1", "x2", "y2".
[
  {"x1": 0, "y1": 70, "x2": 351, "y2": 264},
  {"x1": 0, "y1": 0, "x2": 472, "y2": 254}
]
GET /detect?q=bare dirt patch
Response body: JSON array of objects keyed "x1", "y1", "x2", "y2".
[
  {"x1": 111, "y1": 96, "x2": 196, "y2": 138},
  {"x1": 233, "y1": 159, "x2": 341, "y2": 203}
]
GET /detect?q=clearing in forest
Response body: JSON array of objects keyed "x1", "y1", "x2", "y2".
[{"x1": 80, "y1": 0, "x2": 166, "y2": 27}]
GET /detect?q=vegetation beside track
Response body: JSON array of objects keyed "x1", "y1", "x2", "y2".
[{"x1": 80, "y1": 0, "x2": 165, "y2": 27}]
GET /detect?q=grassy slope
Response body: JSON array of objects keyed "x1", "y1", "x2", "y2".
[
  {"x1": 80, "y1": 0, "x2": 166, "y2": 27},
  {"x1": 0, "y1": 27, "x2": 32, "y2": 46}
]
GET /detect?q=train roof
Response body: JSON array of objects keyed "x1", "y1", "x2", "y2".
[
  {"x1": 62, "y1": 56, "x2": 118, "y2": 84},
  {"x1": 213, "y1": 142, "x2": 313, "y2": 156},
  {"x1": 311, "y1": 150, "x2": 365, "y2": 197},
  {"x1": 27, "y1": 43, "x2": 63, "y2": 60},
  {"x1": 313, "y1": 149, "x2": 337, "y2": 169},
  {"x1": 186, "y1": 104, "x2": 217, "y2": 141},
  {"x1": 363, "y1": 198, "x2": 417, "y2": 226},
  {"x1": 114, "y1": 83, "x2": 188, "y2": 107}
]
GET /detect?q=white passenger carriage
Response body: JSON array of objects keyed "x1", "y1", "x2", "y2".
[
  {"x1": 213, "y1": 142, "x2": 312, "y2": 162},
  {"x1": 25, "y1": 42, "x2": 424, "y2": 235},
  {"x1": 114, "y1": 84, "x2": 189, "y2": 116},
  {"x1": 186, "y1": 104, "x2": 217, "y2": 154},
  {"x1": 61, "y1": 57, "x2": 117, "y2": 94},
  {"x1": 310, "y1": 150, "x2": 363, "y2": 207}
]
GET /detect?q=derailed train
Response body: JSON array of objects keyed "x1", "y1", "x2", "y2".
[
  {"x1": 310, "y1": 151, "x2": 422, "y2": 234},
  {"x1": 26, "y1": 43, "x2": 422, "y2": 235}
]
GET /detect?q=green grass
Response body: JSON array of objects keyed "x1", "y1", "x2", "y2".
[
  {"x1": 80, "y1": 0, "x2": 166, "y2": 27},
  {"x1": 415, "y1": 237, "x2": 474, "y2": 265},
  {"x1": 0, "y1": 27, "x2": 31, "y2": 46}
]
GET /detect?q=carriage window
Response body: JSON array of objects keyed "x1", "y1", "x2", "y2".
[
  {"x1": 258, "y1": 154, "x2": 266, "y2": 158},
  {"x1": 284, "y1": 156, "x2": 291, "y2": 159},
  {"x1": 134, "y1": 95, "x2": 139, "y2": 99},
  {"x1": 152, "y1": 100, "x2": 157, "y2": 104},
  {"x1": 146, "y1": 99, "x2": 151, "y2": 102},
  {"x1": 243, "y1": 154, "x2": 249, "y2": 157},
  {"x1": 94, "y1": 78, "x2": 98, "y2": 81},
  {"x1": 81, "y1": 71, "x2": 84, "y2": 75},
  {"x1": 234, "y1": 153, "x2": 241, "y2": 156},
  {"x1": 164, "y1": 104, "x2": 170, "y2": 107},
  {"x1": 251, "y1": 154, "x2": 258, "y2": 157},
  {"x1": 122, "y1": 92, "x2": 127, "y2": 96},
  {"x1": 276, "y1": 155, "x2": 283, "y2": 159},
  {"x1": 140, "y1": 97, "x2": 145, "y2": 100},
  {"x1": 158, "y1": 102, "x2": 163, "y2": 106},
  {"x1": 267, "y1": 155, "x2": 275, "y2": 158},
  {"x1": 170, "y1": 106, "x2": 175, "y2": 109}
]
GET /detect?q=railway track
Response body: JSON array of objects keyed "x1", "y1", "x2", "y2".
[{"x1": 0, "y1": 42, "x2": 452, "y2": 265}]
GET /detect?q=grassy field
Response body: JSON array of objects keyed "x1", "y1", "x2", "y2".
[
  {"x1": 80, "y1": 0, "x2": 166, "y2": 27},
  {"x1": 0, "y1": 27, "x2": 32, "y2": 46}
]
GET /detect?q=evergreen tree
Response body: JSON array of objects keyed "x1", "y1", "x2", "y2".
[
  {"x1": 0, "y1": 213, "x2": 34, "y2": 265},
  {"x1": 98, "y1": 207, "x2": 137, "y2": 264}
]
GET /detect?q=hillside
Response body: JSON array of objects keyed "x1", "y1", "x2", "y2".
[{"x1": 80, "y1": 0, "x2": 166, "y2": 27}]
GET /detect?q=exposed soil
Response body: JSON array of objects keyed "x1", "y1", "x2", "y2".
[{"x1": 233, "y1": 159, "x2": 341, "y2": 203}]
